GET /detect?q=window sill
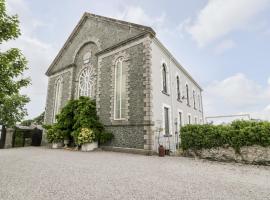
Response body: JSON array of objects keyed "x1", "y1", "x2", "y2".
[
  {"x1": 162, "y1": 90, "x2": 170, "y2": 96},
  {"x1": 164, "y1": 134, "x2": 172, "y2": 137},
  {"x1": 177, "y1": 98, "x2": 182, "y2": 103}
]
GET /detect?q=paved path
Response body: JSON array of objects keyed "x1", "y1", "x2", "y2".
[{"x1": 0, "y1": 147, "x2": 270, "y2": 200}]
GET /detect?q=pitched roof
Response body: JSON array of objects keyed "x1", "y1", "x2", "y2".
[{"x1": 45, "y1": 12, "x2": 155, "y2": 75}]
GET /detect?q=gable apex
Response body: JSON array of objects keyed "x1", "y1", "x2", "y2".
[{"x1": 45, "y1": 12, "x2": 156, "y2": 76}]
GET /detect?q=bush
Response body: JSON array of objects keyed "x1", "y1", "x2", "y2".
[
  {"x1": 43, "y1": 97, "x2": 113, "y2": 145},
  {"x1": 180, "y1": 120, "x2": 270, "y2": 152},
  {"x1": 43, "y1": 124, "x2": 64, "y2": 143},
  {"x1": 77, "y1": 128, "x2": 95, "y2": 145}
]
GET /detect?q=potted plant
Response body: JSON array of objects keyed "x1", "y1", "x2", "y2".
[
  {"x1": 78, "y1": 128, "x2": 97, "y2": 151},
  {"x1": 43, "y1": 124, "x2": 64, "y2": 149},
  {"x1": 63, "y1": 130, "x2": 70, "y2": 148}
]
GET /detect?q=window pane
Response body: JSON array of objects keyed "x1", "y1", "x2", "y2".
[
  {"x1": 164, "y1": 107, "x2": 170, "y2": 135},
  {"x1": 115, "y1": 61, "x2": 121, "y2": 119},
  {"x1": 121, "y1": 61, "x2": 127, "y2": 118}
]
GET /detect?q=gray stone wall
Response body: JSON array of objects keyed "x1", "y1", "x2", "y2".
[
  {"x1": 4, "y1": 128, "x2": 14, "y2": 148},
  {"x1": 44, "y1": 69, "x2": 72, "y2": 124},
  {"x1": 44, "y1": 14, "x2": 155, "y2": 150},
  {"x1": 183, "y1": 146, "x2": 270, "y2": 165},
  {"x1": 49, "y1": 16, "x2": 145, "y2": 75},
  {"x1": 98, "y1": 43, "x2": 146, "y2": 149}
]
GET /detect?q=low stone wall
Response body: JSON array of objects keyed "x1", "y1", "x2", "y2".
[{"x1": 183, "y1": 145, "x2": 270, "y2": 165}]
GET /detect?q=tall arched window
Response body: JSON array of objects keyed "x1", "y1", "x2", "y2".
[
  {"x1": 193, "y1": 90, "x2": 196, "y2": 109},
  {"x1": 186, "y1": 84, "x2": 190, "y2": 106},
  {"x1": 198, "y1": 94, "x2": 201, "y2": 111},
  {"x1": 176, "y1": 76, "x2": 181, "y2": 100},
  {"x1": 114, "y1": 57, "x2": 127, "y2": 120},
  {"x1": 78, "y1": 66, "x2": 95, "y2": 98},
  {"x1": 53, "y1": 77, "x2": 63, "y2": 123},
  {"x1": 162, "y1": 64, "x2": 167, "y2": 93}
]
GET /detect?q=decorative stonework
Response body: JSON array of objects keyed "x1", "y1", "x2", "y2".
[{"x1": 142, "y1": 35, "x2": 154, "y2": 151}]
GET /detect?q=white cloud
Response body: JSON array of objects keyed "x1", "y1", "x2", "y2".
[
  {"x1": 214, "y1": 39, "x2": 236, "y2": 54},
  {"x1": 268, "y1": 77, "x2": 270, "y2": 85},
  {"x1": 186, "y1": 0, "x2": 269, "y2": 46},
  {"x1": 204, "y1": 73, "x2": 270, "y2": 121},
  {"x1": 113, "y1": 6, "x2": 165, "y2": 27}
]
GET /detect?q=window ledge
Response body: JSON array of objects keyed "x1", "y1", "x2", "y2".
[
  {"x1": 164, "y1": 134, "x2": 172, "y2": 138},
  {"x1": 162, "y1": 90, "x2": 170, "y2": 96},
  {"x1": 177, "y1": 98, "x2": 182, "y2": 103}
]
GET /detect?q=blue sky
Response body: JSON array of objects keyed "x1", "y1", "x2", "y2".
[{"x1": 4, "y1": 0, "x2": 270, "y2": 120}]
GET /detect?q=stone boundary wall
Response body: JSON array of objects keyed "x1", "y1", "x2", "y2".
[{"x1": 183, "y1": 145, "x2": 270, "y2": 165}]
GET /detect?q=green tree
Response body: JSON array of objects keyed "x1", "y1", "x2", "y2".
[{"x1": 0, "y1": 0, "x2": 30, "y2": 148}]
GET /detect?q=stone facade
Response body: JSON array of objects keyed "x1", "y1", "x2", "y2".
[
  {"x1": 44, "y1": 13, "x2": 203, "y2": 153},
  {"x1": 183, "y1": 146, "x2": 270, "y2": 165}
]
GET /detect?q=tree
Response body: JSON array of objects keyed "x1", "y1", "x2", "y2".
[{"x1": 0, "y1": 0, "x2": 30, "y2": 148}]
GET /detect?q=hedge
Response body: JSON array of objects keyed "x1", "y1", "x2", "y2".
[{"x1": 180, "y1": 120, "x2": 270, "y2": 152}]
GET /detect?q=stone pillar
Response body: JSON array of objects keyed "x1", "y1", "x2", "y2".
[{"x1": 4, "y1": 128, "x2": 14, "y2": 148}]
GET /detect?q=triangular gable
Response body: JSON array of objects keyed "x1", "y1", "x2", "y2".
[{"x1": 46, "y1": 12, "x2": 155, "y2": 75}]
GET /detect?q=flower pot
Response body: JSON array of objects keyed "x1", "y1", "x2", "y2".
[
  {"x1": 158, "y1": 145, "x2": 165, "y2": 157},
  {"x1": 64, "y1": 139, "x2": 69, "y2": 148},
  {"x1": 52, "y1": 142, "x2": 63, "y2": 149},
  {"x1": 81, "y1": 142, "x2": 98, "y2": 152}
]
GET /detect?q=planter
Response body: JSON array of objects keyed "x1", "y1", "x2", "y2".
[
  {"x1": 158, "y1": 145, "x2": 165, "y2": 157},
  {"x1": 64, "y1": 139, "x2": 69, "y2": 148},
  {"x1": 81, "y1": 142, "x2": 98, "y2": 152},
  {"x1": 52, "y1": 142, "x2": 63, "y2": 149}
]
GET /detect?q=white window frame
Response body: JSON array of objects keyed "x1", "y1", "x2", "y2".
[
  {"x1": 53, "y1": 76, "x2": 63, "y2": 123},
  {"x1": 193, "y1": 89, "x2": 196, "y2": 109},
  {"x1": 185, "y1": 83, "x2": 190, "y2": 106},
  {"x1": 177, "y1": 109, "x2": 184, "y2": 131},
  {"x1": 114, "y1": 57, "x2": 126, "y2": 120},
  {"x1": 194, "y1": 116, "x2": 198, "y2": 124},
  {"x1": 162, "y1": 104, "x2": 172, "y2": 136},
  {"x1": 187, "y1": 113, "x2": 191, "y2": 125},
  {"x1": 176, "y1": 75, "x2": 181, "y2": 100},
  {"x1": 77, "y1": 66, "x2": 95, "y2": 98}
]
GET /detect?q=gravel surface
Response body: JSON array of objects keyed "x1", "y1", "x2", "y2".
[{"x1": 0, "y1": 147, "x2": 270, "y2": 200}]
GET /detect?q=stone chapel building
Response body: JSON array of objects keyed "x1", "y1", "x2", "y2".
[{"x1": 44, "y1": 13, "x2": 204, "y2": 153}]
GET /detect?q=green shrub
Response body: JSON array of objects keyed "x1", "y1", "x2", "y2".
[
  {"x1": 77, "y1": 128, "x2": 95, "y2": 145},
  {"x1": 43, "y1": 96, "x2": 113, "y2": 145},
  {"x1": 180, "y1": 120, "x2": 270, "y2": 152},
  {"x1": 43, "y1": 124, "x2": 64, "y2": 143}
]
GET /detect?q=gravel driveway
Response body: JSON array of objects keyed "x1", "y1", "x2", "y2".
[{"x1": 0, "y1": 147, "x2": 269, "y2": 200}]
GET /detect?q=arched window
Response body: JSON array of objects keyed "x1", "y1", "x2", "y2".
[
  {"x1": 176, "y1": 76, "x2": 181, "y2": 100},
  {"x1": 53, "y1": 77, "x2": 63, "y2": 123},
  {"x1": 193, "y1": 90, "x2": 196, "y2": 109},
  {"x1": 162, "y1": 64, "x2": 167, "y2": 93},
  {"x1": 198, "y1": 94, "x2": 201, "y2": 111},
  {"x1": 186, "y1": 84, "x2": 190, "y2": 106},
  {"x1": 114, "y1": 57, "x2": 127, "y2": 120},
  {"x1": 78, "y1": 67, "x2": 95, "y2": 98}
]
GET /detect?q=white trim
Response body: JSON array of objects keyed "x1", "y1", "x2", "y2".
[
  {"x1": 177, "y1": 109, "x2": 184, "y2": 130},
  {"x1": 194, "y1": 116, "x2": 198, "y2": 124},
  {"x1": 187, "y1": 113, "x2": 191, "y2": 124},
  {"x1": 162, "y1": 104, "x2": 172, "y2": 135},
  {"x1": 160, "y1": 61, "x2": 170, "y2": 95},
  {"x1": 114, "y1": 57, "x2": 126, "y2": 120},
  {"x1": 53, "y1": 76, "x2": 63, "y2": 123},
  {"x1": 153, "y1": 37, "x2": 203, "y2": 91}
]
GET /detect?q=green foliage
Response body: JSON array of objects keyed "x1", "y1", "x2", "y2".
[
  {"x1": 43, "y1": 124, "x2": 64, "y2": 143},
  {"x1": 181, "y1": 120, "x2": 270, "y2": 152},
  {"x1": 77, "y1": 128, "x2": 95, "y2": 145},
  {"x1": 43, "y1": 97, "x2": 113, "y2": 145},
  {"x1": 0, "y1": 0, "x2": 30, "y2": 127}
]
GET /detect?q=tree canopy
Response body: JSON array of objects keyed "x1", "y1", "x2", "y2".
[{"x1": 0, "y1": 0, "x2": 30, "y2": 127}]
